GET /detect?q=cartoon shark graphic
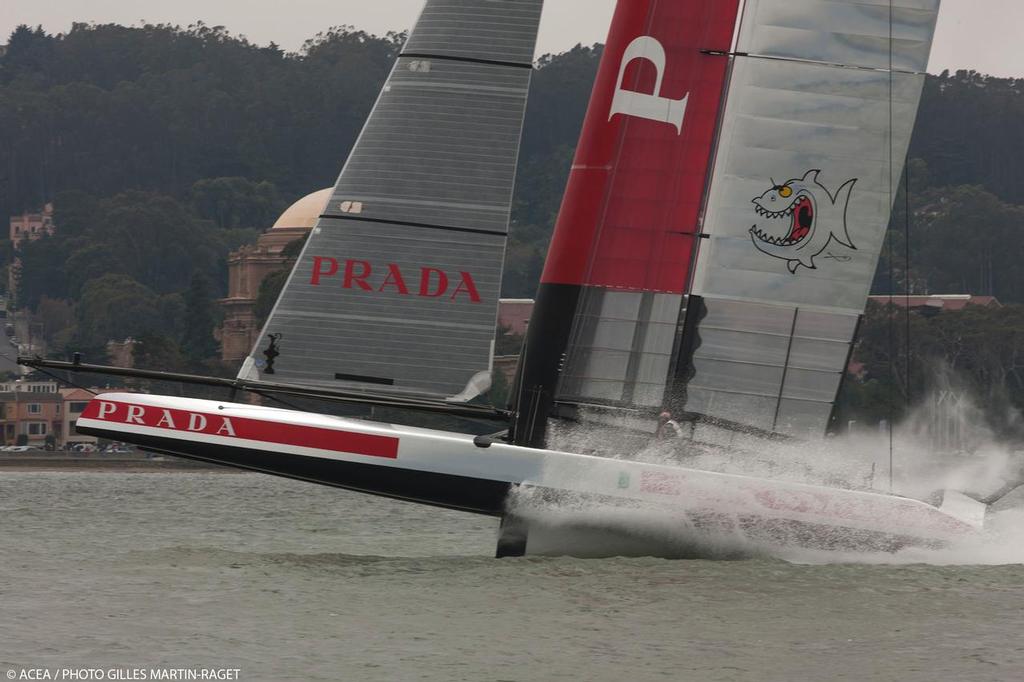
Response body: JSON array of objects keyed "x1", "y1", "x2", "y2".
[{"x1": 749, "y1": 170, "x2": 857, "y2": 274}]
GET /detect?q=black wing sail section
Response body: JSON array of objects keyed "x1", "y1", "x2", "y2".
[{"x1": 241, "y1": 0, "x2": 544, "y2": 401}]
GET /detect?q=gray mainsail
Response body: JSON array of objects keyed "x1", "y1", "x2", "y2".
[
  {"x1": 687, "y1": 0, "x2": 942, "y2": 437},
  {"x1": 240, "y1": 0, "x2": 544, "y2": 400}
]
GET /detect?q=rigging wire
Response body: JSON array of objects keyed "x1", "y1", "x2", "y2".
[
  {"x1": 887, "y1": 0, "x2": 896, "y2": 492},
  {"x1": 24, "y1": 363, "x2": 99, "y2": 396},
  {"x1": 905, "y1": 151, "x2": 913, "y2": 444},
  {"x1": 0, "y1": 344, "x2": 99, "y2": 395}
]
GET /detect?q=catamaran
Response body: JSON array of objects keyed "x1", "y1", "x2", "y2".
[{"x1": 29, "y1": 0, "x2": 1008, "y2": 558}]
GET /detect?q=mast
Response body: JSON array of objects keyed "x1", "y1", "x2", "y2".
[{"x1": 512, "y1": 0, "x2": 743, "y2": 447}]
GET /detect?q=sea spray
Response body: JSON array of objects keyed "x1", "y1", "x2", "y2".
[{"x1": 509, "y1": 381, "x2": 1024, "y2": 563}]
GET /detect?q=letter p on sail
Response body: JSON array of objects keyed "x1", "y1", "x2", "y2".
[{"x1": 609, "y1": 36, "x2": 688, "y2": 134}]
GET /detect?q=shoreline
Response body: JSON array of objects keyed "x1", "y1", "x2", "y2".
[{"x1": 0, "y1": 454, "x2": 237, "y2": 472}]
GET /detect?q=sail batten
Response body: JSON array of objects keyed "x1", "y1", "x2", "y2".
[
  {"x1": 737, "y1": 0, "x2": 940, "y2": 73},
  {"x1": 243, "y1": 0, "x2": 543, "y2": 400}
]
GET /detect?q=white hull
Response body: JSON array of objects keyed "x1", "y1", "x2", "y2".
[{"x1": 77, "y1": 393, "x2": 981, "y2": 558}]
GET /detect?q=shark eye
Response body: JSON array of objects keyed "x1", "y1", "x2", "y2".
[{"x1": 779, "y1": 186, "x2": 793, "y2": 198}]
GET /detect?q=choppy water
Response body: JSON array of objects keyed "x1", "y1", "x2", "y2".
[{"x1": 2, "y1": 471, "x2": 1023, "y2": 681}]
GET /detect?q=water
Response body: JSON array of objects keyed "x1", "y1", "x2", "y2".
[{"x1": 2, "y1": 471, "x2": 1024, "y2": 681}]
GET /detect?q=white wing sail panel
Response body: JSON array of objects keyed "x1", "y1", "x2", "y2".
[
  {"x1": 241, "y1": 0, "x2": 543, "y2": 399},
  {"x1": 687, "y1": 0, "x2": 941, "y2": 436}
]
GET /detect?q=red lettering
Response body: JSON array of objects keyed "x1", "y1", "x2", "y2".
[
  {"x1": 308, "y1": 259, "x2": 479, "y2": 303},
  {"x1": 419, "y1": 268, "x2": 448, "y2": 297},
  {"x1": 310, "y1": 256, "x2": 339, "y2": 285},
  {"x1": 378, "y1": 263, "x2": 410, "y2": 295},
  {"x1": 450, "y1": 272, "x2": 482, "y2": 303},
  {"x1": 344, "y1": 260, "x2": 374, "y2": 291}
]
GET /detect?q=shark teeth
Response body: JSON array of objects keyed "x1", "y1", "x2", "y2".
[
  {"x1": 749, "y1": 225, "x2": 803, "y2": 247},
  {"x1": 753, "y1": 203, "x2": 796, "y2": 220}
]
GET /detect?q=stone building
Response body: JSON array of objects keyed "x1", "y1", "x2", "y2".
[
  {"x1": 9, "y1": 203, "x2": 55, "y2": 249},
  {"x1": 497, "y1": 299, "x2": 533, "y2": 335},
  {"x1": 218, "y1": 189, "x2": 330, "y2": 364},
  {"x1": 106, "y1": 338, "x2": 138, "y2": 368}
]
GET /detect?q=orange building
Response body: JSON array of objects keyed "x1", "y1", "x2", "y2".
[
  {"x1": 0, "y1": 390, "x2": 62, "y2": 446},
  {"x1": 218, "y1": 189, "x2": 329, "y2": 364},
  {"x1": 59, "y1": 387, "x2": 127, "y2": 447}
]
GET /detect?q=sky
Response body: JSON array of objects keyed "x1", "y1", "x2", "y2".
[{"x1": 2, "y1": 0, "x2": 1023, "y2": 77}]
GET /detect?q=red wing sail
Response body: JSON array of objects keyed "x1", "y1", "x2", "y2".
[
  {"x1": 543, "y1": 0, "x2": 739, "y2": 292},
  {"x1": 513, "y1": 0, "x2": 742, "y2": 446}
]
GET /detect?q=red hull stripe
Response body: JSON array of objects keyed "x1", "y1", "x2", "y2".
[
  {"x1": 541, "y1": 0, "x2": 741, "y2": 293},
  {"x1": 80, "y1": 399, "x2": 399, "y2": 459}
]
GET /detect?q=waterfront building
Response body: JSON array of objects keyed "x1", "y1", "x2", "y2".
[
  {"x1": 0, "y1": 389, "x2": 61, "y2": 446},
  {"x1": 0, "y1": 380, "x2": 59, "y2": 394},
  {"x1": 60, "y1": 387, "x2": 120, "y2": 447}
]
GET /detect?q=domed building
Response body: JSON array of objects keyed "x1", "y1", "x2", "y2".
[{"x1": 218, "y1": 188, "x2": 330, "y2": 364}]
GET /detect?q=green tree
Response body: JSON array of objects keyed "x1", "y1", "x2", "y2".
[
  {"x1": 16, "y1": 234, "x2": 71, "y2": 309},
  {"x1": 181, "y1": 272, "x2": 220, "y2": 362},
  {"x1": 254, "y1": 269, "x2": 288, "y2": 328},
  {"x1": 35, "y1": 296, "x2": 75, "y2": 345},
  {"x1": 253, "y1": 236, "x2": 306, "y2": 326},
  {"x1": 132, "y1": 333, "x2": 188, "y2": 373},
  {"x1": 190, "y1": 177, "x2": 283, "y2": 229},
  {"x1": 837, "y1": 301, "x2": 1024, "y2": 438},
  {"x1": 52, "y1": 189, "x2": 100, "y2": 239},
  {"x1": 75, "y1": 274, "x2": 175, "y2": 346}
]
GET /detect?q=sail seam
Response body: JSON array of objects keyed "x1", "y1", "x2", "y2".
[
  {"x1": 399, "y1": 52, "x2": 533, "y2": 70},
  {"x1": 689, "y1": 385, "x2": 832, "y2": 405},
  {"x1": 320, "y1": 213, "x2": 508, "y2": 237},
  {"x1": 272, "y1": 308, "x2": 496, "y2": 332},
  {"x1": 690, "y1": 356, "x2": 845, "y2": 373}
]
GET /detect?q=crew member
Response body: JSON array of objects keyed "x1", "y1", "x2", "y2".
[{"x1": 656, "y1": 410, "x2": 683, "y2": 439}]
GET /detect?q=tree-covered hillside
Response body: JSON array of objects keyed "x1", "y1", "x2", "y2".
[{"x1": 3, "y1": 22, "x2": 1024, "y2": 423}]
